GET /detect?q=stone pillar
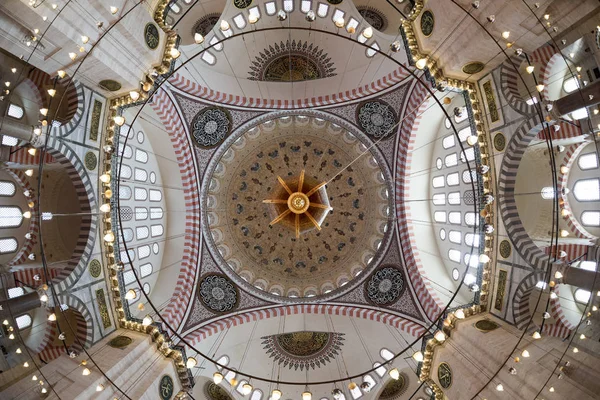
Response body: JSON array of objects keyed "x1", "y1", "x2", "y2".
[
  {"x1": 0, "y1": 118, "x2": 34, "y2": 143},
  {"x1": 0, "y1": 291, "x2": 41, "y2": 318},
  {"x1": 550, "y1": 79, "x2": 600, "y2": 118}
]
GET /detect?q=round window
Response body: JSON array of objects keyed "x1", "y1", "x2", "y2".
[
  {"x1": 436, "y1": 158, "x2": 443, "y2": 169},
  {"x1": 452, "y1": 268, "x2": 460, "y2": 281},
  {"x1": 439, "y1": 228, "x2": 446, "y2": 240}
]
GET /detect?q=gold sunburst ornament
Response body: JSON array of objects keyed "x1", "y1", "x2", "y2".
[{"x1": 263, "y1": 170, "x2": 332, "y2": 238}]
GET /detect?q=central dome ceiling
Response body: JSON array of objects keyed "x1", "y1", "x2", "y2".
[{"x1": 204, "y1": 115, "x2": 392, "y2": 298}]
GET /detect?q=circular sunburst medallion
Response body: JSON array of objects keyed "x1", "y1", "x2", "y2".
[
  {"x1": 380, "y1": 373, "x2": 408, "y2": 398},
  {"x1": 88, "y1": 259, "x2": 101, "y2": 278},
  {"x1": 499, "y1": 240, "x2": 511, "y2": 259},
  {"x1": 366, "y1": 266, "x2": 405, "y2": 305},
  {"x1": 192, "y1": 13, "x2": 221, "y2": 37},
  {"x1": 206, "y1": 383, "x2": 234, "y2": 400},
  {"x1": 357, "y1": 101, "x2": 397, "y2": 139},
  {"x1": 357, "y1": 7, "x2": 387, "y2": 31},
  {"x1": 248, "y1": 40, "x2": 337, "y2": 82},
  {"x1": 84, "y1": 151, "x2": 97, "y2": 170},
  {"x1": 462, "y1": 62, "x2": 485, "y2": 75},
  {"x1": 199, "y1": 274, "x2": 238, "y2": 313},
  {"x1": 494, "y1": 132, "x2": 506, "y2": 151},
  {"x1": 420, "y1": 10, "x2": 435, "y2": 37},
  {"x1": 191, "y1": 108, "x2": 231, "y2": 147}
]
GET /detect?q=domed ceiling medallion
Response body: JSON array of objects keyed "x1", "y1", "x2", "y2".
[
  {"x1": 357, "y1": 7, "x2": 387, "y2": 31},
  {"x1": 202, "y1": 114, "x2": 393, "y2": 300},
  {"x1": 357, "y1": 101, "x2": 397, "y2": 139},
  {"x1": 192, "y1": 13, "x2": 221, "y2": 37},
  {"x1": 379, "y1": 373, "x2": 408, "y2": 398},
  {"x1": 365, "y1": 266, "x2": 405, "y2": 305},
  {"x1": 248, "y1": 40, "x2": 336, "y2": 82},
  {"x1": 191, "y1": 108, "x2": 231, "y2": 147},
  {"x1": 261, "y1": 331, "x2": 345, "y2": 370},
  {"x1": 206, "y1": 382, "x2": 233, "y2": 400},
  {"x1": 198, "y1": 274, "x2": 238, "y2": 313},
  {"x1": 263, "y1": 169, "x2": 332, "y2": 239}
]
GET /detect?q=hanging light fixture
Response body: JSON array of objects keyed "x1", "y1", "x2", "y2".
[
  {"x1": 415, "y1": 58, "x2": 428, "y2": 70},
  {"x1": 389, "y1": 368, "x2": 400, "y2": 380},
  {"x1": 142, "y1": 315, "x2": 153, "y2": 326},
  {"x1": 496, "y1": 384, "x2": 504, "y2": 391},
  {"x1": 521, "y1": 349, "x2": 530, "y2": 358},
  {"x1": 532, "y1": 331, "x2": 541, "y2": 339},
  {"x1": 526, "y1": 65, "x2": 534, "y2": 74},
  {"x1": 82, "y1": 367, "x2": 91, "y2": 376},
  {"x1": 125, "y1": 289, "x2": 137, "y2": 300},
  {"x1": 99, "y1": 173, "x2": 111, "y2": 183},
  {"x1": 103, "y1": 231, "x2": 115, "y2": 243},
  {"x1": 554, "y1": 271, "x2": 563, "y2": 279},
  {"x1": 23, "y1": 362, "x2": 29, "y2": 367},
  {"x1": 536, "y1": 84, "x2": 545, "y2": 92},
  {"x1": 220, "y1": 20, "x2": 230, "y2": 31},
  {"x1": 412, "y1": 351, "x2": 424, "y2": 362},
  {"x1": 301, "y1": 390, "x2": 312, "y2": 400},
  {"x1": 99, "y1": 203, "x2": 111, "y2": 213},
  {"x1": 455, "y1": 309, "x2": 466, "y2": 319},
  {"x1": 271, "y1": 389, "x2": 282, "y2": 400},
  {"x1": 213, "y1": 372, "x2": 224, "y2": 384},
  {"x1": 362, "y1": 27, "x2": 373, "y2": 39},
  {"x1": 16, "y1": 348, "x2": 22, "y2": 354},
  {"x1": 434, "y1": 331, "x2": 447, "y2": 342},
  {"x1": 47, "y1": 88, "x2": 56, "y2": 97},
  {"x1": 48, "y1": 313, "x2": 57, "y2": 321},
  {"x1": 194, "y1": 33, "x2": 205, "y2": 44},
  {"x1": 248, "y1": 13, "x2": 259, "y2": 24},
  {"x1": 110, "y1": 6, "x2": 118, "y2": 14},
  {"x1": 169, "y1": 47, "x2": 181, "y2": 59},
  {"x1": 113, "y1": 116, "x2": 125, "y2": 126},
  {"x1": 57, "y1": 70, "x2": 66, "y2": 78},
  {"x1": 242, "y1": 382, "x2": 253, "y2": 395},
  {"x1": 186, "y1": 357, "x2": 197, "y2": 369},
  {"x1": 96, "y1": 384, "x2": 104, "y2": 392}
]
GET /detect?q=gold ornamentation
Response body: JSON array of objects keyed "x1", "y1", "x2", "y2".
[
  {"x1": 89, "y1": 100, "x2": 102, "y2": 141},
  {"x1": 263, "y1": 170, "x2": 332, "y2": 239},
  {"x1": 95, "y1": 289, "x2": 112, "y2": 329},
  {"x1": 495, "y1": 269, "x2": 508, "y2": 311},
  {"x1": 483, "y1": 81, "x2": 500, "y2": 123}
]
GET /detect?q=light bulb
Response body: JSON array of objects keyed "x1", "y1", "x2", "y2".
[
  {"x1": 82, "y1": 367, "x2": 91, "y2": 376},
  {"x1": 57, "y1": 70, "x2": 66, "y2": 78},
  {"x1": 549, "y1": 386, "x2": 555, "y2": 392},
  {"x1": 532, "y1": 331, "x2": 541, "y2": 339},
  {"x1": 110, "y1": 6, "x2": 118, "y2": 14},
  {"x1": 576, "y1": 66, "x2": 582, "y2": 72},
  {"x1": 521, "y1": 349, "x2": 530, "y2": 357},
  {"x1": 434, "y1": 331, "x2": 446, "y2": 342},
  {"x1": 103, "y1": 231, "x2": 115, "y2": 243},
  {"x1": 28, "y1": 148, "x2": 37, "y2": 156},
  {"x1": 415, "y1": 58, "x2": 428, "y2": 70},
  {"x1": 213, "y1": 372, "x2": 224, "y2": 384},
  {"x1": 301, "y1": 391, "x2": 312, "y2": 400},
  {"x1": 362, "y1": 27, "x2": 373, "y2": 39},
  {"x1": 16, "y1": 348, "x2": 22, "y2": 354},
  {"x1": 113, "y1": 116, "x2": 125, "y2": 126},
  {"x1": 455, "y1": 309, "x2": 465, "y2": 319},
  {"x1": 479, "y1": 254, "x2": 490, "y2": 263},
  {"x1": 573, "y1": 347, "x2": 579, "y2": 353},
  {"x1": 466, "y1": 135, "x2": 478, "y2": 146},
  {"x1": 33, "y1": 127, "x2": 42, "y2": 135},
  {"x1": 412, "y1": 351, "x2": 424, "y2": 362},
  {"x1": 24, "y1": 362, "x2": 29, "y2": 367},
  {"x1": 41, "y1": 388, "x2": 47, "y2": 394},
  {"x1": 389, "y1": 368, "x2": 400, "y2": 380},
  {"x1": 58, "y1": 333, "x2": 66, "y2": 340},
  {"x1": 220, "y1": 20, "x2": 230, "y2": 31},
  {"x1": 186, "y1": 357, "x2": 197, "y2": 369},
  {"x1": 536, "y1": 84, "x2": 545, "y2": 92},
  {"x1": 11, "y1": 67, "x2": 17, "y2": 73},
  {"x1": 99, "y1": 203, "x2": 111, "y2": 213},
  {"x1": 271, "y1": 389, "x2": 282, "y2": 400},
  {"x1": 48, "y1": 313, "x2": 57, "y2": 321},
  {"x1": 248, "y1": 14, "x2": 259, "y2": 24},
  {"x1": 194, "y1": 33, "x2": 205, "y2": 44},
  {"x1": 242, "y1": 383, "x2": 253, "y2": 395},
  {"x1": 560, "y1": 230, "x2": 569, "y2": 237},
  {"x1": 142, "y1": 315, "x2": 153, "y2": 326},
  {"x1": 560, "y1": 165, "x2": 568, "y2": 174},
  {"x1": 544, "y1": 14, "x2": 550, "y2": 20},
  {"x1": 554, "y1": 271, "x2": 563, "y2": 279},
  {"x1": 550, "y1": 292, "x2": 558, "y2": 299},
  {"x1": 96, "y1": 384, "x2": 104, "y2": 391},
  {"x1": 40, "y1": 294, "x2": 48, "y2": 302},
  {"x1": 580, "y1": 334, "x2": 586, "y2": 340},
  {"x1": 334, "y1": 17, "x2": 345, "y2": 28},
  {"x1": 8, "y1": 333, "x2": 15, "y2": 339},
  {"x1": 69, "y1": 52, "x2": 77, "y2": 61},
  {"x1": 99, "y1": 173, "x2": 111, "y2": 183},
  {"x1": 502, "y1": 31, "x2": 510, "y2": 39},
  {"x1": 23, "y1": 211, "x2": 32, "y2": 218},
  {"x1": 47, "y1": 89, "x2": 56, "y2": 97},
  {"x1": 169, "y1": 47, "x2": 181, "y2": 59},
  {"x1": 125, "y1": 289, "x2": 136, "y2": 300},
  {"x1": 32, "y1": 375, "x2": 38, "y2": 381},
  {"x1": 496, "y1": 384, "x2": 504, "y2": 391}
]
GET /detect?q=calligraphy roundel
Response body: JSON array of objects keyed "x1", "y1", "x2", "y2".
[
  {"x1": 158, "y1": 375, "x2": 174, "y2": 400},
  {"x1": 191, "y1": 108, "x2": 231, "y2": 147},
  {"x1": 233, "y1": 0, "x2": 252, "y2": 9},
  {"x1": 420, "y1": 10, "x2": 435, "y2": 37},
  {"x1": 144, "y1": 23, "x2": 160, "y2": 50}
]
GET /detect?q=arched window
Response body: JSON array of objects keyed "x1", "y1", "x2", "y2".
[
  {"x1": 134, "y1": 168, "x2": 147, "y2": 182},
  {"x1": 0, "y1": 206, "x2": 23, "y2": 228},
  {"x1": 578, "y1": 261, "x2": 597, "y2": 271},
  {"x1": 581, "y1": 211, "x2": 600, "y2": 226},
  {"x1": 150, "y1": 207, "x2": 163, "y2": 219},
  {"x1": 432, "y1": 193, "x2": 445, "y2": 205},
  {"x1": 233, "y1": 14, "x2": 246, "y2": 29},
  {"x1": 201, "y1": 51, "x2": 216, "y2": 65},
  {"x1": 122, "y1": 228, "x2": 134, "y2": 242},
  {"x1": 119, "y1": 186, "x2": 132, "y2": 200},
  {"x1": 574, "y1": 289, "x2": 591, "y2": 304},
  {"x1": 380, "y1": 348, "x2": 394, "y2": 360},
  {"x1": 349, "y1": 385, "x2": 363, "y2": 399},
  {"x1": 317, "y1": 3, "x2": 329, "y2": 17},
  {"x1": 434, "y1": 211, "x2": 447, "y2": 223},
  {"x1": 442, "y1": 135, "x2": 455, "y2": 149},
  {"x1": 224, "y1": 370, "x2": 236, "y2": 384},
  {"x1": 15, "y1": 314, "x2": 32, "y2": 330},
  {"x1": 1, "y1": 135, "x2": 19, "y2": 146},
  {"x1": 135, "y1": 149, "x2": 148, "y2": 163},
  {"x1": 445, "y1": 153, "x2": 458, "y2": 167},
  {"x1": 135, "y1": 207, "x2": 148, "y2": 220},
  {"x1": 578, "y1": 153, "x2": 598, "y2": 170},
  {"x1": 448, "y1": 249, "x2": 461, "y2": 263},
  {"x1": 570, "y1": 108, "x2": 589, "y2": 120},
  {"x1": 448, "y1": 192, "x2": 460, "y2": 205},
  {"x1": 140, "y1": 263, "x2": 153, "y2": 278},
  {"x1": 138, "y1": 245, "x2": 151, "y2": 259},
  {"x1": 448, "y1": 212, "x2": 461, "y2": 224},
  {"x1": 363, "y1": 374, "x2": 377, "y2": 390},
  {"x1": 250, "y1": 390, "x2": 263, "y2": 400},
  {"x1": 465, "y1": 233, "x2": 479, "y2": 247},
  {"x1": 373, "y1": 362, "x2": 386, "y2": 377},
  {"x1": 283, "y1": 0, "x2": 294, "y2": 12},
  {"x1": 573, "y1": 179, "x2": 600, "y2": 201},
  {"x1": 136, "y1": 226, "x2": 149, "y2": 240},
  {"x1": 0, "y1": 237, "x2": 18, "y2": 254},
  {"x1": 151, "y1": 224, "x2": 164, "y2": 237},
  {"x1": 123, "y1": 270, "x2": 135, "y2": 285},
  {"x1": 216, "y1": 355, "x2": 229, "y2": 370},
  {"x1": 0, "y1": 181, "x2": 16, "y2": 197},
  {"x1": 563, "y1": 77, "x2": 580, "y2": 93},
  {"x1": 447, "y1": 172, "x2": 460, "y2": 186},
  {"x1": 8, "y1": 287, "x2": 25, "y2": 298},
  {"x1": 449, "y1": 231, "x2": 462, "y2": 244},
  {"x1": 7, "y1": 103, "x2": 24, "y2": 119},
  {"x1": 236, "y1": 380, "x2": 248, "y2": 394},
  {"x1": 432, "y1": 176, "x2": 445, "y2": 188},
  {"x1": 454, "y1": 107, "x2": 468, "y2": 123},
  {"x1": 134, "y1": 187, "x2": 147, "y2": 201},
  {"x1": 464, "y1": 212, "x2": 479, "y2": 226},
  {"x1": 366, "y1": 42, "x2": 380, "y2": 58},
  {"x1": 149, "y1": 190, "x2": 162, "y2": 201}
]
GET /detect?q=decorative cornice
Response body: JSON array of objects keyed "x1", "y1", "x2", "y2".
[
  {"x1": 399, "y1": 3, "x2": 496, "y2": 399},
  {"x1": 97, "y1": 0, "x2": 193, "y2": 392}
]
